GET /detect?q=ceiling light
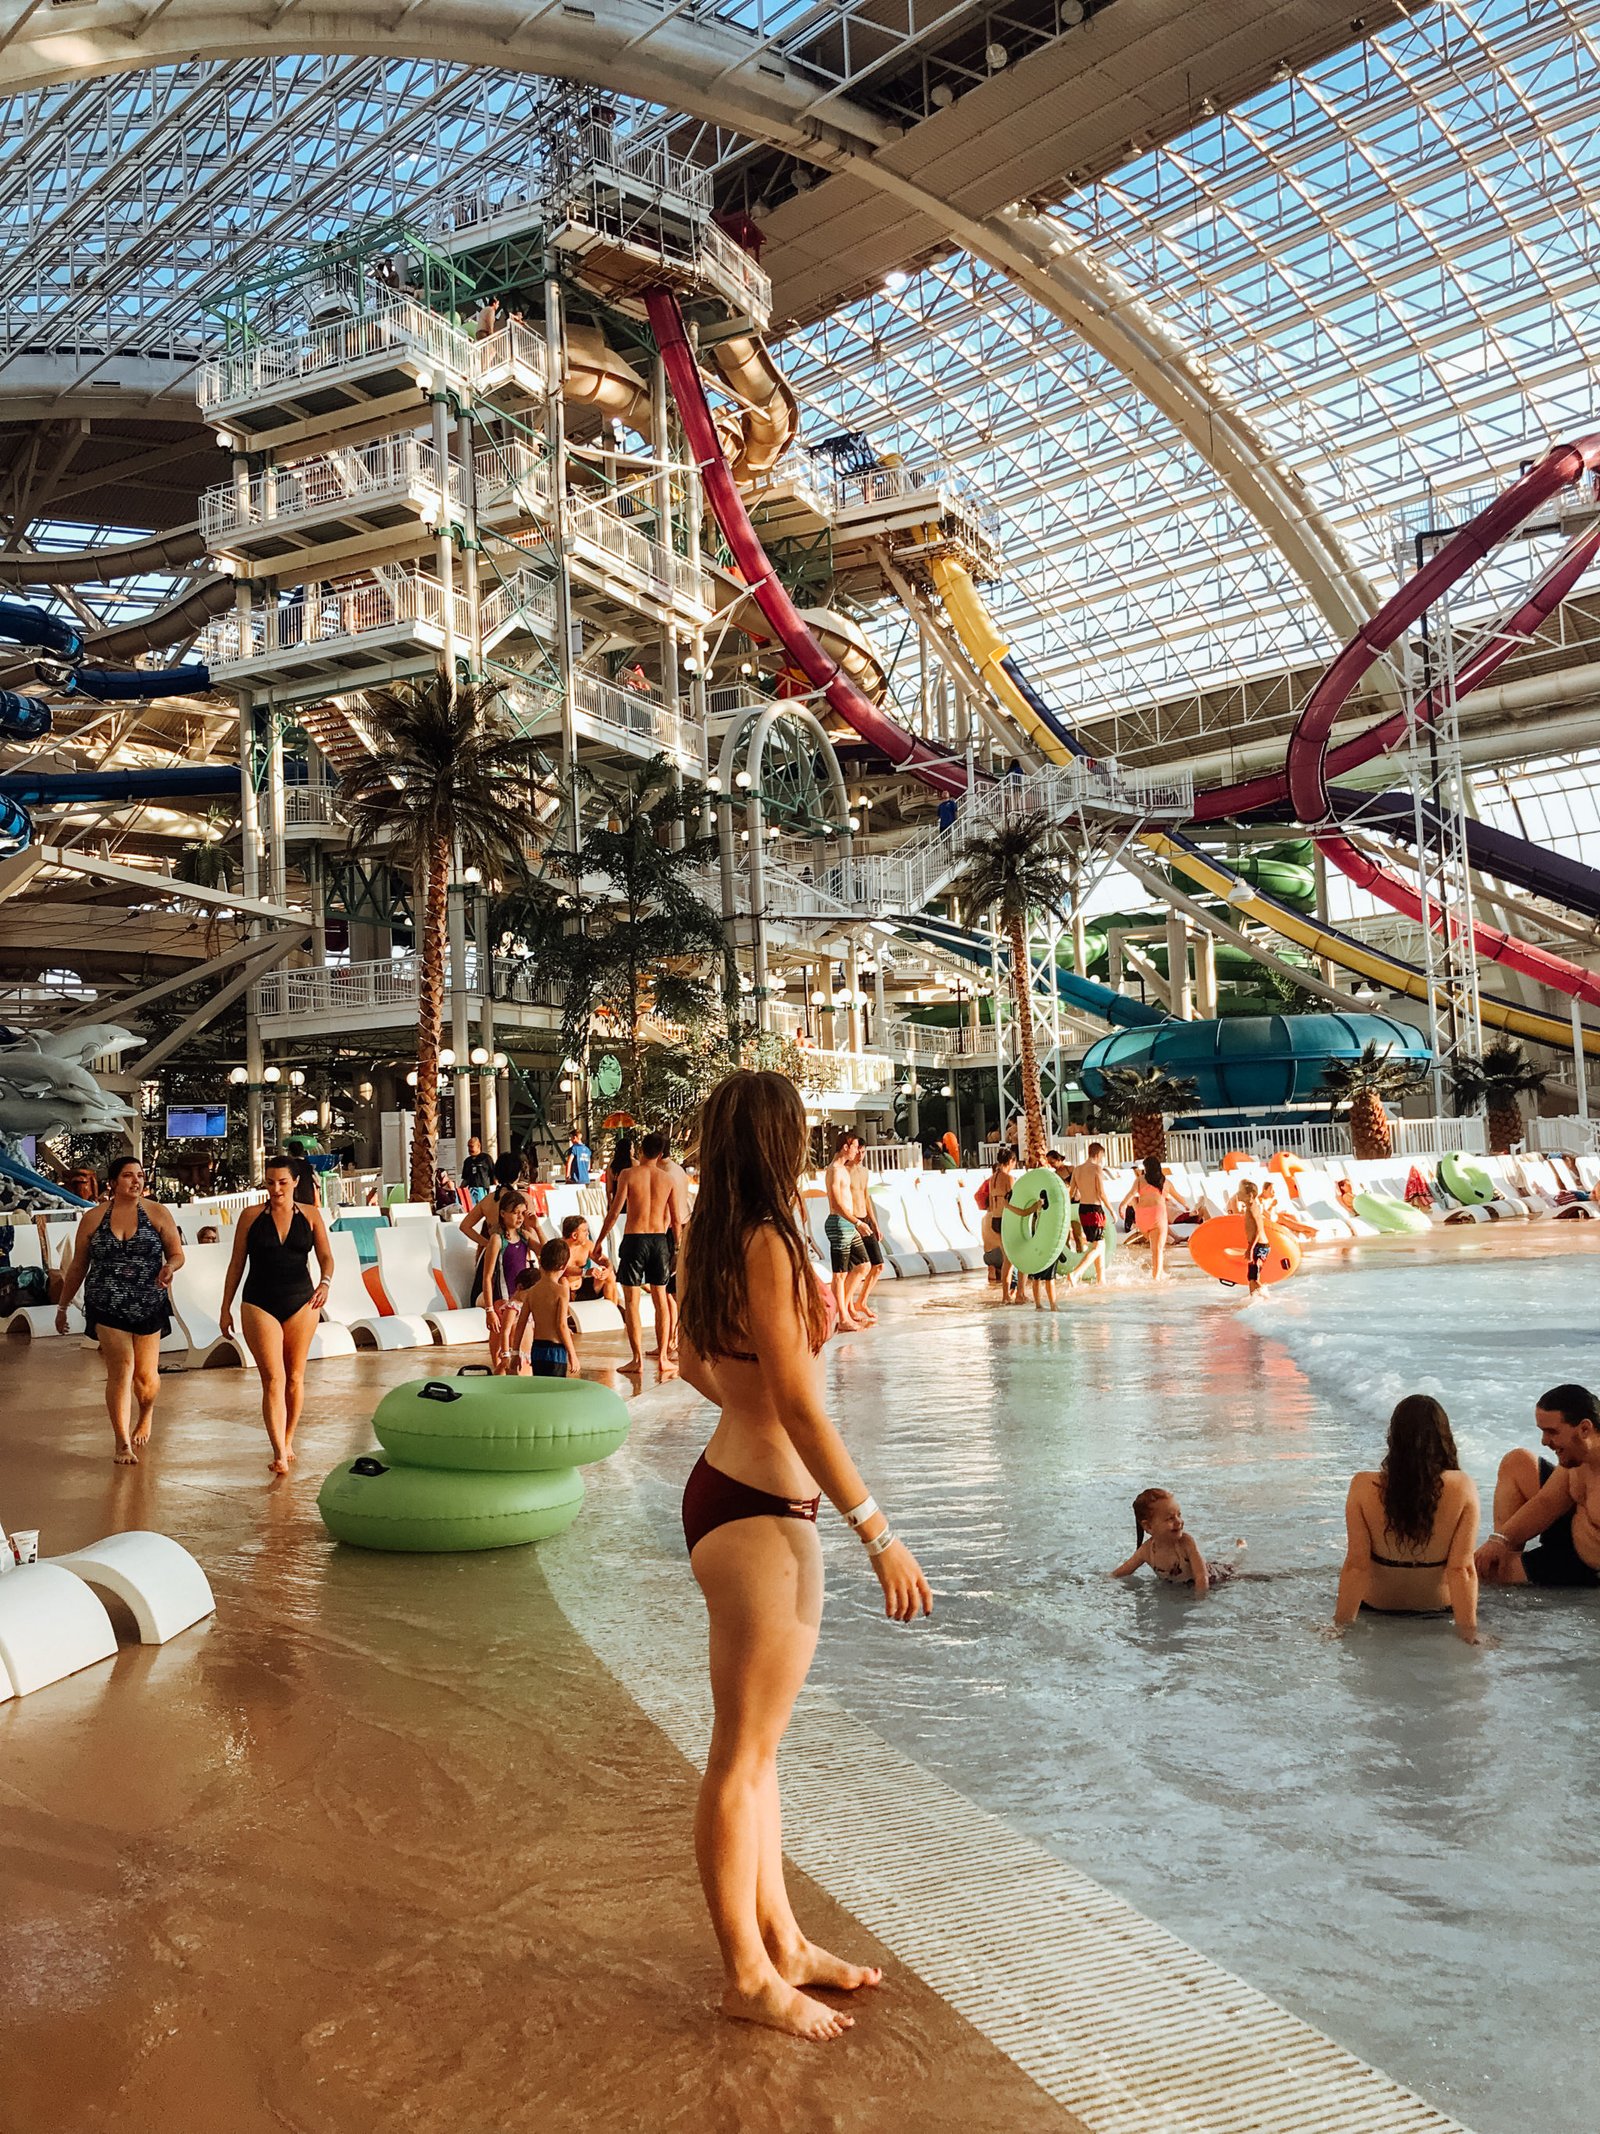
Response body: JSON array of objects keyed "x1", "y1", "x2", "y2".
[
  {"x1": 884, "y1": 270, "x2": 909, "y2": 293},
  {"x1": 985, "y1": 41, "x2": 1008, "y2": 68},
  {"x1": 930, "y1": 82, "x2": 955, "y2": 107}
]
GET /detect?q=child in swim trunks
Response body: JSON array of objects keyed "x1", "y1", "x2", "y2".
[
  {"x1": 1237, "y1": 1179, "x2": 1270, "y2": 1301},
  {"x1": 1110, "y1": 1488, "x2": 1241, "y2": 1594},
  {"x1": 511, "y1": 1237, "x2": 581, "y2": 1378}
]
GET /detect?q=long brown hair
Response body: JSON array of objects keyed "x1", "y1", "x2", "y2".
[
  {"x1": 1132, "y1": 1487, "x2": 1174, "y2": 1549},
  {"x1": 678, "y1": 1070, "x2": 830, "y2": 1361},
  {"x1": 1380, "y1": 1394, "x2": 1459, "y2": 1546}
]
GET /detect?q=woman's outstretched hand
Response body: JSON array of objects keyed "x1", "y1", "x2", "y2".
[{"x1": 872, "y1": 1539, "x2": 933, "y2": 1622}]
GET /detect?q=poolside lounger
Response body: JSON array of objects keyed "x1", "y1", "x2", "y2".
[
  {"x1": 0, "y1": 1563, "x2": 118, "y2": 1698},
  {"x1": 321, "y1": 1231, "x2": 433, "y2": 1351},
  {"x1": 865, "y1": 1187, "x2": 933, "y2": 1277},
  {"x1": 922, "y1": 1176, "x2": 983, "y2": 1270},
  {"x1": 373, "y1": 1225, "x2": 487, "y2": 1346},
  {"x1": 51, "y1": 1530, "x2": 216, "y2": 1646},
  {"x1": 167, "y1": 1243, "x2": 250, "y2": 1368},
  {"x1": 434, "y1": 1216, "x2": 481, "y2": 1309},
  {"x1": 888, "y1": 1182, "x2": 962, "y2": 1274}
]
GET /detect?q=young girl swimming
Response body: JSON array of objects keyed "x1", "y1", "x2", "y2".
[{"x1": 1110, "y1": 1489, "x2": 1241, "y2": 1594}]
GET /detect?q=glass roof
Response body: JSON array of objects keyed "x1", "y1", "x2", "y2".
[{"x1": 783, "y1": 0, "x2": 1600, "y2": 730}]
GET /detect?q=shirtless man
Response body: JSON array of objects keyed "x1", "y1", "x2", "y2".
[
  {"x1": 656, "y1": 1132, "x2": 692, "y2": 1361},
  {"x1": 1474, "y1": 1383, "x2": 1600, "y2": 1590},
  {"x1": 1068, "y1": 1140, "x2": 1111, "y2": 1285},
  {"x1": 846, "y1": 1141, "x2": 886, "y2": 1324},
  {"x1": 598, "y1": 1129, "x2": 677, "y2": 1372},
  {"x1": 823, "y1": 1131, "x2": 870, "y2": 1330}
]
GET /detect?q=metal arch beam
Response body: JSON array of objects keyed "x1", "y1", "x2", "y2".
[{"x1": 0, "y1": 0, "x2": 1379, "y2": 638}]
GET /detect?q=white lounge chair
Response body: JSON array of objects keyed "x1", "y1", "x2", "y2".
[
  {"x1": 0, "y1": 1562, "x2": 118, "y2": 1698},
  {"x1": 374, "y1": 1224, "x2": 486, "y2": 1346},
  {"x1": 51, "y1": 1530, "x2": 216, "y2": 1645},
  {"x1": 321, "y1": 1230, "x2": 433, "y2": 1350},
  {"x1": 890, "y1": 1181, "x2": 962, "y2": 1274}
]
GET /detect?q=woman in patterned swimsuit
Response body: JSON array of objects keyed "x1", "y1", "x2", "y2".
[{"x1": 55, "y1": 1156, "x2": 185, "y2": 1464}]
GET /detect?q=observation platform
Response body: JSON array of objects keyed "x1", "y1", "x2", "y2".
[
  {"x1": 200, "y1": 437, "x2": 456, "y2": 580},
  {"x1": 501, "y1": 670, "x2": 706, "y2": 776},
  {"x1": 251, "y1": 953, "x2": 561, "y2": 1041},
  {"x1": 829, "y1": 462, "x2": 1002, "y2": 583},
  {"x1": 199, "y1": 568, "x2": 472, "y2": 698}
]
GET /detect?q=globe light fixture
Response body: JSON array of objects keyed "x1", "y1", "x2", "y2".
[
  {"x1": 288, "y1": 1069, "x2": 306, "y2": 1089},
  {"x1": 470, "y1": 1045, "x2": 489, "y2": 1066},
  {"x1": 438, "y1": 1048, "x2": 456, "y2": 1069},
  {"x1": 262, "y1": 1065, "x2": 281, "y2": 1085},
  {"x1": 228, "y1": 1065, "x2": 249, "y2": 1086},
  {"x1": 491, "y1": 1051, "x2": 508, "y2": 1070},
  {"x1": 405, "y1": 1070, "x2": 419, "y2": 1088}
]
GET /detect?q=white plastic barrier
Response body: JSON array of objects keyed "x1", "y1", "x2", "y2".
[
  {"x1": 0, "y1": 1563, "x2": 117, "y2": 1697},
  {"x1": 51, "y1": 1531, "x2": 215, "y2": 1645}
]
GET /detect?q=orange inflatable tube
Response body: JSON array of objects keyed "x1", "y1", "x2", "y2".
[
  {"x1": 1269, "y1": 1151, "x2": 1307, "y2": 1198},
  {"x1": 1188, "y1": 1215, "x2": 1301, "y2": 1287},
  {"x1": 1221, "y1": 1151, "x2": 1253, "y2": 1173}
]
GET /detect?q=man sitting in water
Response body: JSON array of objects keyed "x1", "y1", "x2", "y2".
[{"x1": 1474, "y1": 1383, "x2": 1600, "y2": 1589}]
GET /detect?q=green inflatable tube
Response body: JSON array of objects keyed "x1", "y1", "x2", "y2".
[
  {"x1": 373, "y1": 1370, "x2": 630, "y2": 1473},
  {"x1": 1352, "y1": 1191, "x2": 1433, "y2": 1234},
  {"x1": 318, "y1": 1454, "x2": 585, "y2": 1551},
  {"x1": 1000, "y1": 1167, "x2": 1072, "y2": 1275},
  {"x1": 1438, "y1": 1151, "x2": 1495, "y2": 1206}
]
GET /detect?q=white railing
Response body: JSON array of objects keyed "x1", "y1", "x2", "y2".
[
  {"x1": 799, "y1": 1046, "x2": 896, "y2": 1097},
  {"x1": 1529, "y1": 1116, "x2": 1600, "y2": 1154},
  {"x1": 1165, "y1": 1123, "x2": 1354, "y2": 1166},
  {"x1": 482, "y1": 569, "x2": 557, "y2": 641},
  {"x1": 283, "y1": 785, "x2": 340, "y2": 826},
  {"x1": 568, "y1": 495, "x2": 708, "y2": 610},
  {"x1": 468, "y1": 317, "x2": 551, "y2": 395},
  {"x1": 253, "y1": 952, "x2": 561, "y2": 1023},
  {"x1": 200, "y1": 435, "x2": 454, "y2": 545},
  {"x1": 199, "y1": 295, "x2": 473, "y2": 413},
  {"x1": 476, "y1": 436, "x2": 553, "y2": 519},
  {"x1": 832, "y1": 458, "x2": 996, "y2": 533},
  {"x1": 572, "y1": 670, "x2": 701, "y2": 762},
  {"x1": 1390, "y1": 1115, "x2": 1488, "y2": 1157},
  {"x1": 199, "y1": 568, "x2": 472, "y2": 668},
  {"x1": 571, "y1": 122, "x2": 714, "y2": 213},
  {"x1": 743, "y1": 447, "x2": 839, "y2": 520},
  {"x1": 888, "y1": 1020, "x2": 999, "y2": 1063},
  {"x1": 859, "y1": 1145, "x2": 918, "y2": 1172},
  {"x1": 699, "y1": 218, "x2": 773, "y2": 320}
]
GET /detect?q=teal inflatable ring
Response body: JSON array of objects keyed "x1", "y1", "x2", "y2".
[
  {"x1": 318, "y1": 1454, "x2": 584, "y2": 1551},
  {"x1": 1438, "y1": 1151, "x2": 1495, "y2": 1206},
  {"x1": 1000, "y1": 1167, "x2": 1072, "y2": 1275},
  {"x1": 373, "y1": 1371, "x2": 630, "y2": 1472}
]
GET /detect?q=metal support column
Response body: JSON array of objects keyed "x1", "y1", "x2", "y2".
[
  {"x1": 448, "y1": 879, "x2": 473, "y2": 1151},
  {"x1": 431, "y1": 396, "x2": 458, "y2": 680}
]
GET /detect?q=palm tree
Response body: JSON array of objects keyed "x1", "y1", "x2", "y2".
[
  {"x1": 952, "y1": 812, "x2": 1069, "y2": 1165},
  {"x1": 1449, "y1": 1038, "x2": 1548, "y2": 1154},
  {"x1": 1320, "y1": 1040, "x2": 1429, "y2": 1161},
  {"x1": 1092, "y1": 1064, "x2": 1201, "y2": 1164},
  {"x1": 339, "y1": 677, "x2": 551, "y2": 1199}
]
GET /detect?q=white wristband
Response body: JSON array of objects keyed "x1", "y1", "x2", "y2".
[
  {"x1": 865, "y1": 1527, "x2": 896, "y2": 1559},
  {"x1": 843, "y1": 1495, "x2": 878, "y2": 1530}
]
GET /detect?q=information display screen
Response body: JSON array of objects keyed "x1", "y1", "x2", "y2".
[{"x1": 165, "y1": 1105, "x2": 229, "y2": 1139}]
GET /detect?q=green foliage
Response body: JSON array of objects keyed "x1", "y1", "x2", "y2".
[
  {"x1": 1089, "y1": 1064, "x2": 1202, "y2": 1130},
  {"x1": 337, "y1": 677, "x2": 551, "y2": 881},
  {"x1": 950, "y1": 811, "x2": 1070, "y2": 928},
  {"x1": 1320, "y1": 1040, "x2": 1430, "y2": 1116},
  {"x1": 1447, "y1": 1037, "x2": 1548, "y2": 1115},
  {"x1": 497, "y1": 754, "x2": 725, "y2": 1118}
]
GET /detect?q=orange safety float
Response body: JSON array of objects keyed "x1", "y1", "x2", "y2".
[
  {"x1": 1221, "y1": 1150, "x2": 1253, "y2": 1173},
  {"x1": 1269, "y1": 1151, "x2": 1307, "y2": 1198},
  {"x1": 1188, "y1": 1215, "x2": 1301, "y2": 1287}
]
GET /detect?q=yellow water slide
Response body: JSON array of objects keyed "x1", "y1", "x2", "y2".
[{"x1": 926, "y1": 552, "x2": 1600, "y2": 1058}]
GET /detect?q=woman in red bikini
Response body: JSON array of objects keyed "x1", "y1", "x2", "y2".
[{"x1": 677, "y1": 1070, "x2": 933, "y2": 2043}]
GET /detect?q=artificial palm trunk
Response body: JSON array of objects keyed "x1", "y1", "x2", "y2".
[
  {"x1": 1348, "y1": 1091, "x2": 1392, "y2": 1162},
  {"x1": 1005, "y1": 912, "x2": 1048, "y2": 1166},
  {"x1": 1131, "y1": 1110, "x2": 1167, "y2": 1165},
  {"x1": 409, "y1": 833, "x2": 450, "y2": 1202},
  {"x1": 1487, "y1": 1100, "x2": 1522, "y2": 1156}
]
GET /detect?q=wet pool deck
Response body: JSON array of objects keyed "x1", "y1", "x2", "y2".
[{"x1": 0, "y1": 1324, "x2": 1080, "y2": 2134}]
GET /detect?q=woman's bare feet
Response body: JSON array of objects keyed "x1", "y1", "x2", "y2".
[
  {"x1": 132, "y1": 1422, "x2": 152, "y2": 1449},
  {"x1": 722, "y1": 1974, "x2": 855, "y2": 2040},
  {"x1": 113, "y1": 1441, "x2": 138, "y2": 1466},
  {"x1": 772, "y1": 1937, "x2": 882, "y2": 1994}
]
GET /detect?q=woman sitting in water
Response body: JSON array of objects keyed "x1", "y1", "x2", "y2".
[
  {"x1": 678, "y1": 1069, "x2": 932, "y2": 2041},
  {"x1": 1335, "y1": 1394, "x2": 1480, "y2": 1642},
  {"x1": 1110, "y1": 1489, "x2": 1241, "y2": 1594}
]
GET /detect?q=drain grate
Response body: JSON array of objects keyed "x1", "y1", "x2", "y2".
[{"x1": 545, "y1": 1481, "x2": 1475, "y2": 2134}]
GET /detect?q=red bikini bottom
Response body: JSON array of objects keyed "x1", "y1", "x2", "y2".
[{"x1": 682, "y1": 1451, "x2": 820, "y2": 1557}]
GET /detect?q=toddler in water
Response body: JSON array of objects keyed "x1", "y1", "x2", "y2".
[{"x1": 1110, "y1": 1488, "x2": 1241, "y2": 1593}]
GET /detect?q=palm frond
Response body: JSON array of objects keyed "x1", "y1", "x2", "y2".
[
  {"x1": 1320, "y1": 1041, "x2": 1430, "y2": 1116},
  {"x1": 950, "y1": 811, "x2": 1070, "y2": 925},
  {"x1": 1447, "y1": 1037, "x2": 1548, "y2": 1113}
]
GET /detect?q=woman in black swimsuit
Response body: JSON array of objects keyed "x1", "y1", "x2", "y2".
[
  {"x1": 220, "y1": 1153, "x2": 335, "y2": 1474},
  {"x1": 676, "y1": 1071, "x2": 932, "y2": 2043},
  {"x1": 55, "y1": 1156, "x2": 184, "y2": 1464}
]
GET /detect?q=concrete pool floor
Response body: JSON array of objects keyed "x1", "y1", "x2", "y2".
[
  {"x1": 5, "y1": 1224, "x2": 1597, "y2": 2132},
  {"x1": 0, "y1": 1327, "x2": 1079, "y2": 2134}
]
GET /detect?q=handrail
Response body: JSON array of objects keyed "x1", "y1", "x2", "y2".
[
  {"x1": 199, "y1": 568, "x2": 473, "y2": 667},
  {"x1": 199, "y1": 294, "x2": 474, "y2": 413},
  {"x1": 200, "y1": 436, "x2": 455, "y2": 543}
]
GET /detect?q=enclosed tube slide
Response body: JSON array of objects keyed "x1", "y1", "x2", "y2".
[
  {"x1": 708, "y1": 334, "x2": 799, "y2": 483},
  {"x1": 1319, "y1": 786, "x2": 1600, "y2": 926},
  {"x1": 901, "y1": 910, "x2": 1169, "y2": 1028},
  {"x1": 81, "y1": 576, "x2": 234, "y2": 661},
  {"x1": 0, "y1": 766, "x2": 237, "y2": 807},
  {"x1": 0, "y1": 598, "x2": 81, "y2": 659},
  {"x1": 929, "y1": 551, "x2": 1600, "y2": 1057},
  {"x1": 648, "y1": 287, "x2": 970, "y2": 799},
  {"x1": 0, "y1": 523, "x2": 206, "y2": 588},
  {"x1": 62, "y1": 663, "x2": 211, "y2": 701}
]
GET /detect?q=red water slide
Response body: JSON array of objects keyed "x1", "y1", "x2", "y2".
[
  {"x1": 1277, "y1": 435, "x2": 1600, "y2": 1009},
  {"x1": 646, "y1": 289, "x2": 971, "y2": 799}
]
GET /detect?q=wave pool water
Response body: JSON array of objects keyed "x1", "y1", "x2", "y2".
[{"x1": 627, "y1": 1235, "x2": 1600, "y2": 2134}]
